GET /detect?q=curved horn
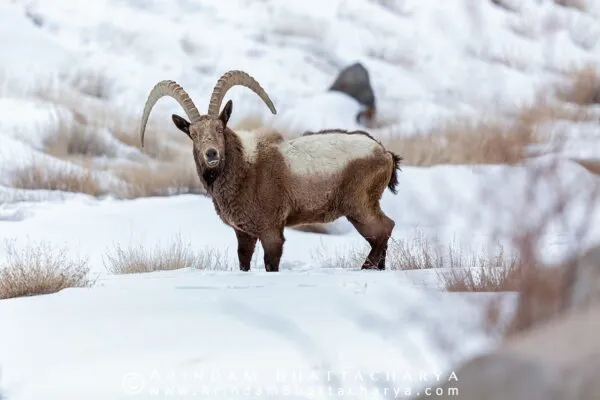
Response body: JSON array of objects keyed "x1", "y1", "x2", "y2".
[
  {"x1": 207, "y1": 70, "x2": 277, "y2": 117},
  {"x1": 139, "y1": 80, "x2": 201, "y2": 148}
]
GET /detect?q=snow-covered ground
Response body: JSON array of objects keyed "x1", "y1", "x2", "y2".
[{"x1": 1, "y1": 0, "x2": 600, "y2": 399}]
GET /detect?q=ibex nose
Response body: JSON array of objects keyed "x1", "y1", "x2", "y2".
[{"x1": 205, "y1": 148, "x2": 218, "y2": 161}]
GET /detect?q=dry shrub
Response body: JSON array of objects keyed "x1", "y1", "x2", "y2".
[
  {"x1": 9, "y1": 160, "x2": 105, "y2": 197},
  {"x1": 107, "y1": 161, "x2": 205, "y2": 199},
  {"x1": 385, "y1": 117, "x2": 538, "y2": 166},
  {"x1": 572, "y1": 158, "x2": 600, "y2": 176},
  {"x1": 553, "y1": 0, "x2": 588, "y2": 11},
  {"x1": 63, "y1": 68, "x2": 113, "y2": 99},
  {"x1": 104, "y1": 235, "x2": 230, "y2": 274},
  {"x1": 502, "y1": 263, "x2": 571, "y2": 337},
  {"x1": 384, "y1": 88, "x2": 599, "y2": 167},
  {"x1": 22, "y1": 80, "x2": 203, "y2": 200},
  {"x1": 111, "y1": 115, "x2": 189, "y2": 162},
  {"x1": 310, "y1": 241, "x2": 367, "y2": 269},
  {"x1": 480, "y1": 156, "x2": 600, "y2": 338},
  {"x1": 43, "y1": 115, "x2": 116, "y2": 159},
  {"x1": 387, "y1": 234, "x2": 450, "y2": 270},
  {"x1": 0, "y1": 239, "x2": 93, "y2": 300},
  {"x1": 311, "y1": 233, "x2": 523, "y2": 279},
  {"x1": 441, "y1": 252, "x2": 531, "y2": 292},
  {"x1": 390, "y1": 236, "x2": 528, "y2": 291},
  {"x1": 556, "y1": 65, "x2": 600, "y2": 105},
  {"x1": 231, "y1": 114, "x2": 266, "y2": 132}
]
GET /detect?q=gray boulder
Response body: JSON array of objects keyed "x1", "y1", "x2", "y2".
[
  {"x1": 328, "y1": 62, "x2": 376, "y2": 123},
  {"x1": 423, "y1": 303, "x2": 600, "y2": 399}
]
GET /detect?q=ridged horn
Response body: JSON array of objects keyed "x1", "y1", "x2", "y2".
[
  {"x1": 139, "y1": 80, "x2": 201, "y2": 148},
  {"x1": 207, "y1": 70, "x2": 277, "y2": 118}
]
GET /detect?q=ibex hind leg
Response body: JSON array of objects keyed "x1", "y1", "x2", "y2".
[{"x1": 347, "y1": 209, "x2": 395, "y2": 270}]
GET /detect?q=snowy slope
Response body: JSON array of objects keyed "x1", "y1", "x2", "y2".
[{"x1": 0, "y1": 271, "x2": 515, "y2": 400}]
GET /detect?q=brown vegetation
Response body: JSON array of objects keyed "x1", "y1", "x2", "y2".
[
  {"x1": 553, "y1": 0, "x2": 589, "y2": 12},
  {"x1": 384, "y1": 84, "x2": 600, "y2": 167},
  {"x1": 5, "y1": 79, "x2": 206, "y2": 200},
  {"x1": 103, "y1": 235, "x2": 231, "y2": 274},
  {"x1": 9, "y1": 159, "x2": 106, "y2": 197},
  {"x1": 104, "y1": 161, "x2": 204, "y2": 199},
  {"x1": 0, "y1": 239, "x2": 93, "y2": 300},
  {"x1": 556, "y1": 65, "x2": 600, "y2": 105},
  {"x1": 572, "y1": 158, "x2": 600, "y2": 176},
  {"x1": 384, "y1": 114, "x2": 538, "y2": 167},
  {"x1": 312, "y1": 233, "x2": 526, "y2": 286}
]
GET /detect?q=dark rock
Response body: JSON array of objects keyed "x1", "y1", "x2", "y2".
[{"x1": 328, "y1": 62, "x2": 376, "y2": 112}]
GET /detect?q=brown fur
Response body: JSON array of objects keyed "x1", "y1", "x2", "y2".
[{"x1": 176, "y1": 111, "x2": 401, "y2": 272}]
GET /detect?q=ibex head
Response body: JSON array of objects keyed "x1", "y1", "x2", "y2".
[{"x1": 139, "y1": 70, "x2": 277, "y2": 169}]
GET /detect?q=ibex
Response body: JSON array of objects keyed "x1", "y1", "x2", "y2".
[{"x1": 139, "y1": 70, "x2": 402, "y2": 272}]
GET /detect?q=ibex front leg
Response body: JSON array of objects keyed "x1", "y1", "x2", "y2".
[
  {"x1": 235, "y1": 229, "x2": 257, "y2": 272},
  {"x1": 259, "y1": 229, "x2": 285, "y2": 272}
]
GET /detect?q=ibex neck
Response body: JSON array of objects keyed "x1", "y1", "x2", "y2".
[{"x1": 211, "y1": 129, "x2": 249, "y2": 200}]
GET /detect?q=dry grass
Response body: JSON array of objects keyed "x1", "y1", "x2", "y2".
[
  {"x1": 231, "y1": 114, "x2": 267, "y2": 132},
  {"x1": 384, "y1": 89, "x2": 599, "y2": 167},
  {"x1": 502, "y1": 263, "x2": 572, "y2": 337},
  {"x1": 553, "y1": 0, "x2": 588, "y2": 11},
  {"x1": 9, "y1": 160, "x2": 106, "y2": 197},
  {"x1": 0, "y1": 239, "x2": 93, "y2": 300},
  {"x1": 106, "y1": 161, "x2": 205, "y2": 199},
  {"x1": 110, "y1": 115, "x2": 190, "y2": 162},
  {"x1": 311, "y1": 233, "x2": 526, "y2": 288},
  {"x1": 572, "y1": 158, "x2": 600, "y2": 176},
  {"x1": 384, "y1": 117, "x2": 538, "y2": 167},
  {"x1": 440, "y1": 252, "x2": 531, "y2": 292},
  {"x1": 103, "y1": 235, "x2": 231, "y2": 274},
  {"x1": 556, "y1": 65, "x2": 600, "y2": 105},
  {"x1": 392, "y1": 236, "x2": 531, "y2": 292},
  {"x1": 5, "y1": 80, "x2": 207, "y2": 200}
]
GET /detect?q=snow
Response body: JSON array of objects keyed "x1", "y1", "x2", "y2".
[
  {"x1": 1, "y1": 0, "x2": 600, "y2": 398},
  {"x1": 0, "y1": 270, "x2": 514, "y2": 400}
]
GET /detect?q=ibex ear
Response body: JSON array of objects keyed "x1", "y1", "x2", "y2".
[
  {"x1": 172, "y1": 114, "x2": 191, "y2": 139},
  {"x1": 219, "y1": 100, "x2": 233, "y2": 128}
]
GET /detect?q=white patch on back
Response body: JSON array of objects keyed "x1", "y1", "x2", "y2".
[
  {"x1": 278, "y1": 133, "x2": 380, "y2": 175},
  {"x1": 236, "y1": 130, "x2": 259, "y2": 164}
]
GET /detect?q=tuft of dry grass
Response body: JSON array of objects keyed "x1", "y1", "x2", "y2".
[
  {"x1": 0, "y1": 239, "x2": 93, "y2": 300},
  {"x1": 440, "y1": 250, "x2": 530, "y2": 292},
  {"x1": 385, "y1": 117, "x2": 538, "y2": 167},
  {"x1": 231, "y1": 114, "x2": 267, "y2": 132},
  {"x1": 556, "y1": 65, "x2": 600, "y2": 105},
  {"x1": 311, "y1": 233, "x2": 525, "y2": 287},
  {"x1": 390, "y1": 236, "x2": 529, "y2": 292},
  {"x1": 8, "y1": 81, "x2": 207, "y2": 200},
  {"x1": 103, "y1": 235, "x2": 231, "y2": 274},
  {"x1": 9, "y1": 160, "x2": 106, "y2": 197},
  {"x1": 310, "y1": 241, "x2": 367, "y2": 269},
  {"x1": 502, "y1": 263, "x2": 571, "y2": 337},
  {"x1": 553, "y1": 0, "x2": 588, "y2": 11},
  {"x1": 63, "y1": 68, "x2": 113, "y2": 99},
  {"x1": 384, "y1": 89, "x2": 599, "y2": 167},
  {"x1": 110, "y1": 115, "x2": 189, "y2": 162},
  {"x1": 106, "y1": 161, "x2": 205, "y2": 199},
  {"x1": 572, "y1": 158, "x2": 600, "y2": 176}
]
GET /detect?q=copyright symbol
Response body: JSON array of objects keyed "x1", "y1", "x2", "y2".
[{"x1": 122, "y1": 372, "x2": 145, "y2": 395}]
